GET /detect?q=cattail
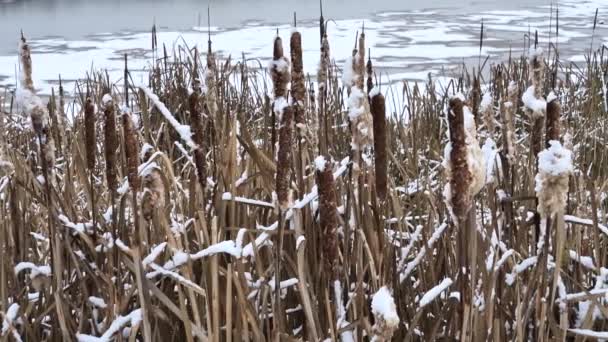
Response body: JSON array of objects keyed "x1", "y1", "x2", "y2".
[
  {"x1": 535, "y1": 141, "x2": 572, "y2": 219},
  {"x1": 122, "y1": 110, "x2": 140, "y2": 190},
  {"x1": 270, "y1": 36, "x2": 291, "y2": 99},
  {"x1": 366, "y1": 55, "x2": 374, "y2": 94},
  {"x1": 444, "y1": 96, "x2": 473, "y2": 223},
  {"x1": 103, "y1": 94, "x2": 118, "y2": 192},
  {"x1": 355, "y1": 29, "x2": 366, "y2": 90},
  {"x1": 84, "y1": 96, "x2": 96, "y2": 172},
  {"x1": 318, "y1": 35, "x2": 330, "y2": 93},
  {"x1": 344, "y1": 32, "x2": 374, "y2": 167},
  {"x1": 502, "y1": 81, "x2": 517, "y2": 164},
  {"x1": 470, "y1": 75, "x2": 481, "y2": 123},
  {"x1": 189, "y1": 65, "x2": 207, "y2": 193},
  {"x1": 370, "y1": 91, "x2": 387, "y2": 200},
  {"x1": 205, "y1": 40, "x2": 218, "y2": 117},
  {"x1": 290, "y1": 29, "x2": 306, "y2": 128},
  {"x1": 546, "y1": 93, "x2": 560, "y2": 147},
  {"x1": 41, "y1": 126, "x2": 55, "y2": 169},
  {"x1": 141, "y1": 169, "x2": 166, "y2": 221},
  {"x1": 315, "y1": 156, "x2": 339, "y2": 278},
  {"x1": 19, "y1": 33, "x2": 34, "y2": 92},
  {"x1": 523, "y1": 48, "x2": 546, "y2": 158},
  {"x1": 276, "y1": 105, "x2": 294, "y2": 209}
]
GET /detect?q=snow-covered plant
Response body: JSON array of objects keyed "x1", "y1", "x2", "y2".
[{"x1": 371, "y1": 286, "x2": 400, "y2": 341}]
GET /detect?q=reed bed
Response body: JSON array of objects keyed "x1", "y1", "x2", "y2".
[{"x1": 0, "y1": 20, "x2": 608, "y2": 342}]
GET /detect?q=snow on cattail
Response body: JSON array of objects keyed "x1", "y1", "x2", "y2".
[
  {"x1": 276, "y1": 105, "x2": 294, "y2": 210},
  {"x1": 103, "y1": 94, "x2": 118, "y2": 192},
  {"x1": 371, "y1": 286, "x2": 400, "y2": 341},
  {"x1": 525, "y1": 47, "x2": 546, "y2": 158},
  {"x1": 142, "y1": 168, "x2": 166, "y2": 221},
  {"x1": 535, "y1": 141, "x2": 573, "y2": 219},
  {"x1": 122, "y1": 109, "x2": 140, "y2": 190},
  {"x1": 290, "y1": 29, "x2": 306, "y2": 128},
  {"x1": 370, "y1": 89, "x2": 387, "y2": 200},
  {"x1": 443, "y1": 95, "x2": 485, "y2": 223},
  {"x1": 316, "y1": 156, "x2": 339, "y2": 278},
  {"x1": 84, "y1": 96, "x2": 96, "y2": 172}
]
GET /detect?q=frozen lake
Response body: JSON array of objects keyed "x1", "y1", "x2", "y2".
[{"x1": 0, "y1": 0, "x2": 607, "y2": 94}]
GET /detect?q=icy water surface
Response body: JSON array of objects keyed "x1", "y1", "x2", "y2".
[{"x1": 0, "y1": 0, "x2": 607, "y2": 94}]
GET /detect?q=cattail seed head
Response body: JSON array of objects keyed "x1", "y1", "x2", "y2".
[
  {"x1": 189, "y1": 83, "x2": 207, "y2": 192},
  {"x1": 122, "y1": 110, "x2": 140, "y2": 190},
  {"x1": 276, "y1": 105, "x2": 294, "y2": 210},
  {"x1": 370, "y1": 91, "x2": 387, "y2": 200},
  {"x1": 19, "y1": 34, "x2": 34, "y2": 92},
  {"x1": 366, "y1": 56, "x2": 374, "y2": 94},
  {"x1": 270, "y1": 36, "x2": 291, "y2": 99},
  {"x1": 546, "y1": 94, "x2": 561, "y2": 147},
  {"x1": 445, "y1": 96, "x2": 473, "y2": 223},
  {"x1": 103, "y1": 94, "x2": 118, "y2": 192},
  {"x1": 84, "y1": 97, "x2": 96, "y2": 172},
  {"x1": 315, "y1": 156, "x2": 339, "y2": 279},
  {"x1": 290, "y1": 30, "x2": 306, "y2": 127},
  {"x1": 142, "y1": 169, "x2": 166, "y2": 221}
]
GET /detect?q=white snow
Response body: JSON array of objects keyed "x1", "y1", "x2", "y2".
[
  {"x1": 221, "y1": 192, "x2": 274, "y2": 208},
  {"x1": 14, "y1": 262, "x2": 51, "y2": 279},
  {"x1": 537, "y1": 141, "x2": 573, "y2": 177},
  {"x1": 142, "y1": 243, "x2": 167, "y2": 267},
  {"x1": 58, "y1": 214, "x2": 94, "y2": 235},
  {"x1": 419, "y1": 278, "x2": 453, "y2": 308},
  {"x1": 371, "y1": 286, "x2": 400, "y2": 326},
  {"x1": 314, "y1": 156, "x2": 327, "y2": 172},
  {"x1": 1, "y1": 303, "x2": 20, "y2": 338},
  {"x1": 480, "y1": 92, "x2": 493, "y2": 112},
  {"x1": 341, "y1": 56, "x2": 356, "y2": 86},
  {"x1": 77, "y1": 308, "x2": 142, "y2": 342},
  {"x1": 522, "y1": 85, "x2": 546, "y2": 114},
  {"x1": 568, "y1": 250, "x2": 596, "y2": 270},
  {"x1": 88, "y1": 296, "x2": 108, "y2": 309},
  {"x1": 369, "y1": 86, "x2": 381, "y2": 98},
  {"x1": 568, "y1": 329, "x2": 608, "y2": 339}
]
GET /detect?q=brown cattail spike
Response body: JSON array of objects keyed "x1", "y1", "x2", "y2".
[
  {"x1": 366, "y1": 53, "x2": 374, "y2": 94},
  {"x1": 189, "y1": 63, "x2": 207, "y2": 193},
  {"x1": 276, "y1": 105, "x2": 294, "y2": 209},
  {"x1": 84, "y1": 96, "x2": 96, "y2": 172},
  {"x1": 123, "y1": 111, "x2": 140, "y2": 190},
  {"x1": 142, "y1": 169, "x2": 166, "y2": 221},
  {"x1": 19, "y1": 34, "x2": 34, "y2": 92},
  {"x1": 447, "y1": 97, "x2": 473, "y2": 222},
  {"x1": 315, "y1": 156, "x2": 339, "y2": 279},
  {"x1": 546, "y1": 95, "x2": 561, "y2": 147},
  {"x1": 371, "y1": 92, "x2": 387, "y2": 200},
  {"x1": 103, "y1": 95, "x2": 118, "y2": 192},
  {"x1": 290, "y1": 29, "x2": 306, "y2": 127},
  {"x1": 270, "y1": 36, "x2": 290, "y2": 99}
]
